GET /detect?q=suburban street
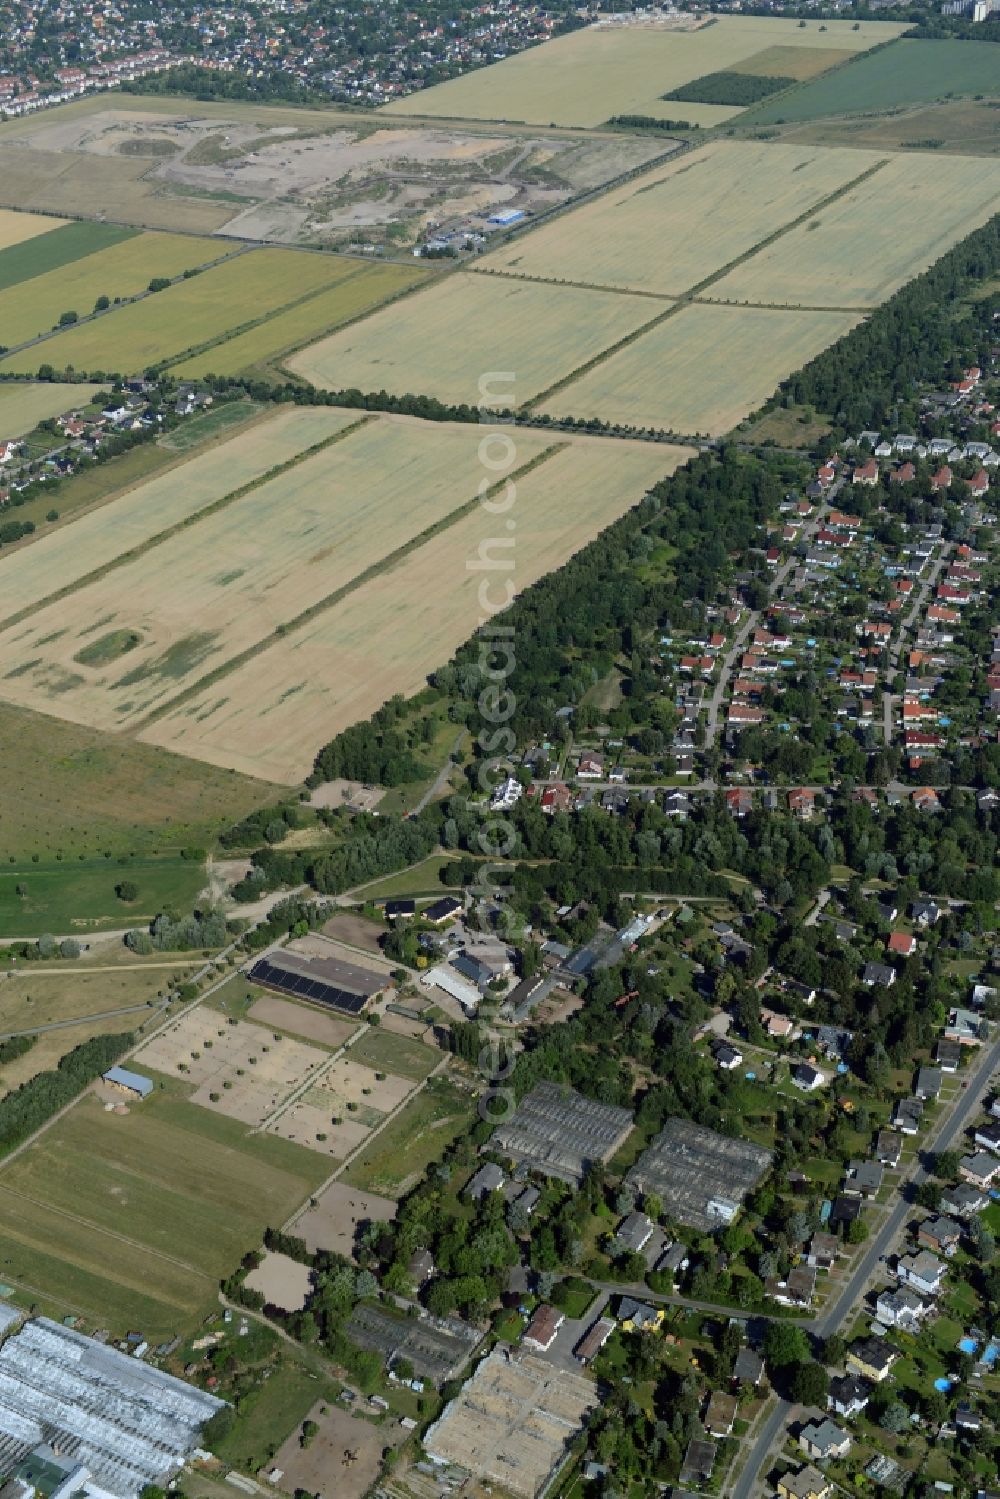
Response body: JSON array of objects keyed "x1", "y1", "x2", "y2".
[{"x1": 729, "y1": 1031, "x2": 1000, "y2": 1499}]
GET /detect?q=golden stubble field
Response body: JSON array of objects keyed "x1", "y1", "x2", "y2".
[
  {"x1": 384, "y1": 15, "x2": 907, "y2": 128},
  {"x1": 0, "y1": 207, "x2": 68, "y2": 247},
  {"x1": 537, "y1": 302, "x2": 861, "y2": 436},
  {"x1": 706, "y1": 150, "x2": 1000, "y2": 307},
  {"x1": 479, "y1": 140, "x2": 882, "y2": 297},
  {"x1": 0, "y1": 231, "x2": 222, "y2": 349},
  {"x1": 0, "y1": 406, "x2": 354, "y2": 625},
  {"x1": 0, "y1": 418, "x2": 559, "y2": 732},
  {"x1": 140, "y1": 430, "x2": 693, "y2": 783},
  {"x1": 286, "y1": 272, "x2": 664, "y2": 406},
  {"x1": 0, "y1": 246, "x2": 363, "y2": 374}
]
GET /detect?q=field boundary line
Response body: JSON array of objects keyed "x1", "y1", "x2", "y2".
[
  {"x1": 128, "y1": 441, "x2": 566, "y2": 733},
  {"x1": 0, "y1": 1179, "x2": 218, "y2": 1283},
  {"x1": 0, "y1": 415, "x2": 374, "y2": 635},
  {"x1": 0, "y1": 1000, "x2": 167, "y2": 1042},
  {"x1": 693, "y1": 296, "x2": 871, "y2": 313},
  {"x1": 522, "y1": 155, "x2": 889, "y2": 413},
  {"x1": 467, "y1": 265, "x2": 674, "y2": 301}
]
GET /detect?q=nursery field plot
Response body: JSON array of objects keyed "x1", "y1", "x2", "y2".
[
  {"x1": 169, "y1": 260, "x2": 431, "y2": 377},
  {"x1": 133, "y1": 1008, "x2": 329, "y2": 1127},
  {"x1": 0, "y1": 382, "x2": 105, "y2": 439},
  {"x1": 538, "y1": 302, "x2": 861, "y2": 436},
  {"x1": 286, "y1": 272, "x2": 661, "y2": 407},
  {"x1": 0, "y1": 417, "x2": 556, "y2": 731},
  {"x1": 0, "y1": 230, "x2": 221, "y2": 349},
  {"x1": 267, "y1": 1053, "x2": 417, "y2": 1160},
  {"x1": 0, "y1": 405, "x2": 354, "y2": 626},
  {"x1": 141, "y1": 434, "x2": 688, "y2": 782},
  {"x1": 383, "y1": 15, "x2": 906, "y2": 128},
  {"x1": 480, "y1": 140, "x2": 882, "y2": 297},
  {"x1": 0, "y1": 247, "x2": 354, "y2": 374},
  {"x1": 706, "y1": 149, "x2": 1000, "y2": 308},
  {"x1": 0, "y1": 208, "x2": 69, "y2": 249}
]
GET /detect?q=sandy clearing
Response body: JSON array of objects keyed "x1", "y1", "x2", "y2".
[
  {"x1": 292, "y1": 1180, "x2": 397, "y2": 1258},
  {"x1": 141, "y1": 434, "x2": 689, "y2": 781},
  {"x1": 247, "y1": 994, "x2": 359, "y2": 1049},
  {"x1": 245, "y1": 1249, "x2": 313, "y2": 1312}
]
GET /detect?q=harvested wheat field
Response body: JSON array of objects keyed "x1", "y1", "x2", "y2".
[
  {"x1": 0, "y1": 382, "x2": 105, "y2": 439},
  {"x1": 141, "y1": 433, "x2": 690, "y2": 782},
  {"x1": 480, "y1": 141, "x2": 881, "y2": 297},
  {"x1": 169, "y1": 260, "x2": 431, "y2": 377},
  {"x1": 538, "y1": 303, "x2": 861, "y2": 436},
  {"x1": 0, "y1": 208, "x2": 68, "y2": 248},
  {"x1": 1, "y1": 246, "x2": 357, "y2": 374},
  {"x1": 384, "y1": 15, "x2": 906, "y2": 128},
  {"x1": 0, "y1": 405, "x2": 354, "y2": 626},
  {"x1": 0, "y1": 417, "x2": 556, "y2": 731},
  {"x1": 0, "y1": 230, "x2": 221, "y2": 349},
  {"x1": 286, "y1": 272, "x2": 662, "y2": 407},
  {"x1": 706, "y1": 149, "x2": 1000, "y2": 308}
]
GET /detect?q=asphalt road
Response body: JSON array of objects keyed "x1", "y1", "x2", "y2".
[{"x1": 729, "y1": 1031, "x2": 1000, "y2": 1499}]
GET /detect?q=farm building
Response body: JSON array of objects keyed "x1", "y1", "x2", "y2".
[
  {"x1": 101, "y1": 1066, "x2": 153, "y2": 1101},
  {"x1": 248, "y1": 949, "x2": 387, "y2": 1015},
  {"x1": 0, "y1": 1317, "x2": 223, "y2": 1498},
  {"x1": 626, "y1": 1118, "x2": 772, "y2": 1232},
  {"x1": 345, "y1": 1303, "x2": 481, "y2": 1385},
  {"x1": 489, "y1": 1081, "x2": 634, "y2": 1186},
  {"x1": 423, "y1": 1347, "x2": 598, "y2": 1499}
]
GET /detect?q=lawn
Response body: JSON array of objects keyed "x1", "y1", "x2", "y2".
[
  {"x1": 158, "y1": 399, "x2": 265, "y2": 451},
  {"x1": 0, "y1": 958, "x2": 186, "y2": 1034},
  {"x1": 0, "y1": 220, "x2": 135, "y2": 293},
  {"x1": 341, "y1": 1076, "x2": 471, "y2": 1197},
  {"x1": 0, "y1": 701, "x2": 283, "y2": 863},
  {"x1": 0, "y1": 855, "x2": 207, "y2": 938},
  {"x1": 349, "y1": 1028, "x2": 441, "y2": 1082},
  {"x1": 0, "y1": 1085, "x2": 329, "y2": 1337},
  {"x1": 355, "y1": 855, "x2": 462, "y2": 900},
  {"x1": 215, "y1": 1356, "x2": 339, "y2": 1470},
  {"x1": 747, "y1": 38, "x2": 1000, "y2": 124}
]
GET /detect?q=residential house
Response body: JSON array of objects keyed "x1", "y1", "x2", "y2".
[
  {"x1": 615, "y1": 1212, "x2": 655, "y2": 1255},
  {"x1": 940, "y1": 1181, "x2": 988, "y2": 1218},
  {"x1": 893, "y1": 1097, "x2": 923, "y2": 1135},
  {"x1": 466, "y1": 1163, "x2": 505, "y2": 1201},
  {"x1": 946, "y1": 1008, "x2": 984, "y2": 1045},
  {"x1": 792, "y1": 1063, "x2": 824, "y2": 1092},
  {"x1": 936, "y1": 1038, "x2": 963, "y2": 1074},
  {"x1": 827, "y1": 1375, "x2": 871, "y2": 1420},
  {"x1": 618, "y1": 1298, "x2": 664, "y2": 1334},
  {"x1": 875, "y1": 1131, "x2": 903, "y2": 1168},
  {"x1": 844, "y1": 1160, "x2": 883, "y2": 1198},
  {"x1": 916, "y1": 1215, "x2": 962, "y2": 1257},
  {"x1": 960, "y1": 1152, "x2": 1000, "y2": 1189},
  {"x1": 577, "y1": 752, "x2": 604, "y2": 779},
  {"x1": 799, "y1": 1419, "x2": 851, "y2": 1462},
  {"x1": 788, "y1": 788, "x2": 816, "y2": 820},
  {"x1": 886, "y1": 931, "x2": 916, "y2": 959},
  {"x1": 767, "y1": 1266, "x2": 817, "y2": 1307},
  {"x1": 916, "y1": 1066, "x2": 942, "y2": 1100},
  {"x1": 896, "y1": 1249, "x2": 947, "y2": 1297},
  {"x1": 705, "y1": 1391, "x2": 739, "y2": 1438},
  {"x1": 713, "y1": 1040, "x2": 743, "y2": 1071},
  {"x1": 876, "y1": 1286, "x2": 932, "y2": 1332},
  {"x1": 777, "y1": 1466, "x2": 830, "y2": 1499},
  {"x1": 863, "y1": 962, "x2": 896, "y2": 989},
  {"x1": 973, "y1": 1120, "x2": 1000, "y2": 1154},
  {"x1": 806, "y1": 1232, "x2": 841, "y2": 1270},
  {"x1": 847, "y1": 1338, "x2": 898, "y2": 1383},
  {"x1": 574, "y1": 1317, "x2": 614, "y2": 1365},
  {"x1": 733, "y1": 1348, "x2": 764, "y2": 1387},
  {"x1": 523, "y1": 1304, "x2": 564, "y2": 1352}
]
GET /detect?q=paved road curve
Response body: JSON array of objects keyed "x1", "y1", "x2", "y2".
[{"x1": 729, "y1": 1031, "x2": 1000, "y2": 1499}]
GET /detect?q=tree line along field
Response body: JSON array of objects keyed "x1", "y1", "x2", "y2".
[
  {"x1": 0, "y1": 418, "x2": 560, "y2": 734},
  {"x1": 0, "y1": 1087, "x2": 329, "y2": 1337},
  {"x1": 745, "y1": 37, "x2": 1000, "y2": 126},
  {"x1": 139, "y1": 432, "x2": 690, "y2": 784},
  {"x1": 383, "y1": 14, "x2": 906, "y2": 129},
  {"x1": 478, "y1": 140, "x2": 880, "y2": 298},
  {"x1": 168, "y1": 259, "x2": 430, "y2": 379},
  {"x1": 0, "y1": 245, "x2": 404, "y2": 376},
  {"x1": 0, "y1": 382, "x2": 106, "y2": 439},
  {"x1": 0, "y1": 230, "x2": 222, "y2": 349}
]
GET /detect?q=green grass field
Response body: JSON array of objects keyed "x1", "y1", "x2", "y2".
[
  {"x1": 0, "y1": 855, "x2": 207, "y2": 938},
  {"x1": 350, "y1": 1028, "x2": 441, "y2": 1082},
  {"x1": 341, "y1": 1075, "x2": 471, "y2": 1197},
  {"x1": 748, "y1": 38, "x2": 1000, "y2": 124},
  {"x1": 0, "y1": 701, "x2": 284, "y2": 862},
  {"x1": 215, "y1": 1356, "x2": 339, "y2": 1469},
  {"x1": 158, "y1": 399, "x2": 265, "y2": 451},
  {"x1": 0, "y1": 1086, "x2": 329, "y2": 1337},
  {"x1": 0, "y1": 381, "x2": 106, "y2": 439},
  {"x1": 0, "y1": 221, "x2": 137, "y2": 294}
]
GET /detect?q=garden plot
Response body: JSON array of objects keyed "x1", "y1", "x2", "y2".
[
  {"x1": 140, "y1": 433, "x2": 686, "y2": 781},
  {"x1": 133, "y1": 1008, "x2": 328, "y2": 1127},
  {"x1": 286, "y1": 272, "x2": 661, "y2": 407},
  {"x1": 706, "y1": 149, "x2": 1000, "y2": 308},
  {"x1": 480, "y1": 141, "x2": 882, "y2": 297},
  {"x1": 0, "y1": 405, "x2": 351, "y2": 626},
  {"x1": 538, "y1": 302, "x2": 861, "y2": 436},
  {"x1": 0, "y1": 415, "x2": 556, "y2": 732}
]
